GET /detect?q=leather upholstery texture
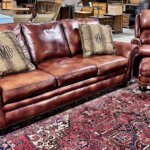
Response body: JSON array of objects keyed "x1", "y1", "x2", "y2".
[
  {"x1": 0, "y1": 19, "x2": 138, "y2": 129},
  {"x1": 139, "y1": 57, "x2": 150, "y2": 77},
  {"x1": 38, "y1": 57, "x2": 97, "y2": 87},
  {"x1": 21, "y1": 22, "x2": 70, "y2": 64},
  {"x1": 73, "y1": 54, "x2": 128, "y2": 76},
  {"x1": 133, "y1": 10, "x2": 150, "y2": 45},
  {"x1": 0, "y1": 70, "x2": 57, "y2": 104},
  {"x1": 0, "y1": 98, "x2": 5, "y2": 128},
  {"x1": 131, "y1": 38, "x2": 141, "y2": 46},
  {"x1": 135, "y1": 14, "x2": 140, "y2": 38},
  {"x1": 131, "y1": 10, "x2": 150, "y2": 76},
  {"x1": 0, "y1": 23, "x2": 31, "y2": 61},
  {"x1": 3, "y1": 70, "x2": 126, "y2": 113},
  {"x1": 61, "y1": 18, "x2": 99, "y2": 56},
  {"x1": 114, "y1": 41, "x2": 139, "y2": 81},
  {"x1": 139, "y1": 58, "x2": 150, "y2": 87},
  {"x1": 140, "y1": 30, "x2": 150, "y2": 44},
  {"x1": 140, "y1": 10, "x2": 150, "y2": 29},
  {"x1": 5, "y1": 74, "x2": 126, "y2": 126},
  {"x1": 139, "y1": 45, "x2": 150, "y2": 56}
]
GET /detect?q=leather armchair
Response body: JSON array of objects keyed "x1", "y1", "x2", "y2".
[
  {"x1": 114, "y1": 41, "x2": 139, "y2": 81},
  {"x1": 131, "y1": 10, "x2": 150, "y2": 76}
]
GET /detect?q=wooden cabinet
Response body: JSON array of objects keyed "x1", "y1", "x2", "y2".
[
  {"x1": 123, "y1": 13, "x2": 130, "y2": 27},
  {"x1": 107, "y1": 4, "x2": 123, "y2": 15},
  {"x1": 92, "y1": 2, "x2": 107, "y2": 16},
  {"x1": 131, "y1": 0, "x2": 140, "y2": 4},
  {"x1": 2, "y1": 0, "x2": 13, "y2": 9}
]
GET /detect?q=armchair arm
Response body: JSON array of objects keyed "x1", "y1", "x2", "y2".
[
  {"x1": 114, "y1": 41, "x2": 139, "y2": 81},
  {"x1": 131, "y1": 37, "x2": 141, "y2": 46},
  {"x1": 0, "y1": 98, "x2": 5, "y2": 129}
]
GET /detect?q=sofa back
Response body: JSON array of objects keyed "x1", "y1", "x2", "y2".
[
  {"x1": 0, "y1": 23, "x2": 31, "y2": 61},
  {"x1": 21, "y1": 22, "x2": 71, "y2": 65},
  {"x1": 0, "y1": 19, "x2": 100, "y2": 65},
  {"x1": 135, "y1": 10, "x2": 150, "y2": 44},
  {"x1": 61, "y1": 18, "x2": 99, "y2": 56}
]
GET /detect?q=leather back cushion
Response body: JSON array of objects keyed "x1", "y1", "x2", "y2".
[
  {"x1": 0, "y1": 23, "x2": 31, "y2": 61},
  {"x1": 140, "y1": 10, "x2": 150, "y2": 29},
  {"x1": 61, "y1": 18, "x2": 100, "y2": 56},
  {"x1": 140, "y1": 30, "x2": 150, "y2": 44},
  {"x1": 21, "y1": 22, "x2": 70, "y2": 64}
]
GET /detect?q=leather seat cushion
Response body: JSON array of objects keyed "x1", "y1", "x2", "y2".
[
  {"x1": 73, "y1": 54, "x2": 128, "y2": 76},
  {"x1": 38, "y1": 57, "x2": 97, "y2": 87},
  {"x1": 139, "y1": 45, "x2": 150, "y2": 56},
  {"x1": 0, "y1": 70, "x2": 57, "y2": 104},
  {"x1": 139, "y1": 57, "x2": 150, "y2": 77}
]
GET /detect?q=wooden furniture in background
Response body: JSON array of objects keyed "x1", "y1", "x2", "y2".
[
  {"x1": 123, "y1": 13, "x2": 130, "y2": 27},
  {"x1": 124, "y1": 3, "x2": 139, "y2": 27},
  {"x1": 92, "y1": 2, "x2": 107, "y2": 16},
  {"x1": 107, "y1": 4, "x2": 123, "y2": 15},
  {"x1": 104, "y1": 13, "x2": 123, "y2": 33},
  {"x1": 2, "y1": 0, "x2": 13, "y2": 9},
  {"x1": 13, "y1": 14, "x2": 32, "y2": 23},
  {"x1": 131, "y1": 0, "x2": 140, "y2": 4},
  {"x1": 104, "y1": 4, "x2": 123, "y2": 33},
  {"x1": 52, "y1": 0, "x2": 62, "y2": 20},
  {"x1": 37, "y1": 0, "x2": 62, "y2": 20},
  {"x1": 11, "y1": 7, "x2": 29, "y2": 14},
  {"x1": 98, "y1": 15, "x2": 113, "y2": 27},
  {"x1": 90, "y1": 15, "x2": 113, "y2": 27},
  {"x1": 59, "y1": 6, "x2": 69, "y2": 19},
  {"x1": 23, "y1": 3, "x2": 35, "y2": 15},
  {"x1": 2, "y1": 0, "x2": 30, "y2": 14},
  {"x1": 74, "y1": 6, "x2": 94, "y2": 18}
]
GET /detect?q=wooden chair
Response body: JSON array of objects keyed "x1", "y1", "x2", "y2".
[
  {"x1": 32, "y1": 13, "x2": 55, "y2": 23},
  {"x1": 74, "y1": 7, "x2": 94, "y2": 18},
  {"x1": 13, "y1": 14, "x2": 32, "y2": 23},
  {"x1": 74, "y1": 0, "x2": 94, "y2": 19},
  {"x1": 37, "y1": 0, "x2": 62, "y2": 20}
]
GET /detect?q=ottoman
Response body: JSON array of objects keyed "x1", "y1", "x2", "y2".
[{"x1": 139, "y1": 57, "x2": 150, "y2": 90}]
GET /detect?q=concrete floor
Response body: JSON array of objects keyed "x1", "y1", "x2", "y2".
[{"x1": 112, "y1": 28, "x2": 134, "y2": 43}]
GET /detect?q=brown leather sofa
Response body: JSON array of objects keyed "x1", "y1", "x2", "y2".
[
  {"x1": 0, "y1": 18, "x2": 138, "y2": 129},
  {"x1": 131, "y1": 10, "x2": 150, "y2": 76},
  {"x1": 139, "y1": 57, "x2": 150, "y2": 88}
]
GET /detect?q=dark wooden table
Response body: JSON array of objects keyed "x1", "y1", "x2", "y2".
[{"x1": 104, "y1": 14, "x2": 123, "y2": 33}]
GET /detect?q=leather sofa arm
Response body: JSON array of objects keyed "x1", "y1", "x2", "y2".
[
  {"x1": 114, "y1": 41, "x2": 139, "y2": 81},
  {"x1": 131, "y1": 38, "x2": 141, "y2": 46},
  {"x1": 0, "y1": 98, "x2": 5, "y2": 129}
]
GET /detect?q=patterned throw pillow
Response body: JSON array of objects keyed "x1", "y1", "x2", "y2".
[
  {"x1": 32, "y1": 13, "x2": 55, "y2": 23},
  {"x1": 79, "y1": 24, "x2": 114, "y2": 57},
  {"x1": 0, "y1": 31, "x2": 35, "y2": 76}
]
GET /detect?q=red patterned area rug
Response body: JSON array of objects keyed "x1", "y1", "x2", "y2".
[{"x1": 0, "y1": 81, "x2": 150, "y2": 150}]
